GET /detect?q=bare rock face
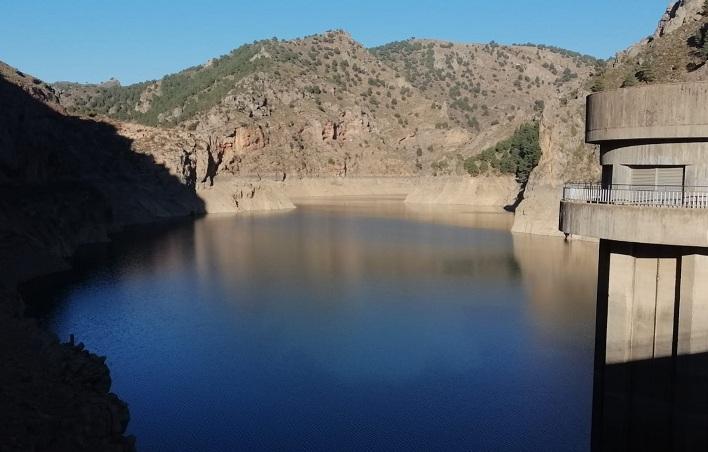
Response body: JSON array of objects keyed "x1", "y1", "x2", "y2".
[
  {"x1": 512, "y1": 96, "x2": 599, "y2": 236},
  {"x1": 196, "y1": 176, "x2": 295, "y2": 213},
  {"x1": 135, "y1": 81, "x2": 161, "y2": 113},
  {"x1": 322, "y1": 120, "x2": 338, "y2": 141},
  {"x1": 222, "y1": 94, "x2": 271, "y2": 118},
  {"x1": 338, "y1": 110, "x2": 373, "y2": 140},
  {"x1": 233, "y1": 125, "x2": 268, "y2": 151},
  {"x1": 655, "y1": 0, "x2": 705, "y2": 38}
]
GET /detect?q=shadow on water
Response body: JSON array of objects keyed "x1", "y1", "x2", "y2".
[{"x1": 22, "y1": 219, "x2": 199, "y2": 322}]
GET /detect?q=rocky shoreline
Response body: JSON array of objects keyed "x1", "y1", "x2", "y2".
[{"x1": 0, "y1": 288, "x2": 134, "y2": 451}]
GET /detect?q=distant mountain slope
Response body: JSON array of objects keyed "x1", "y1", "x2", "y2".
[
  {"x1": 53, "y1": 31, "x2": 602, "y2": 178},
  {"x1": 370, "y1": 39, "x2": 600, "y2": 132}
]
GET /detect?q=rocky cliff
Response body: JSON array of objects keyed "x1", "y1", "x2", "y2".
[{"x1": 511, "y1": 95, "x2": 599, "y2": 236}]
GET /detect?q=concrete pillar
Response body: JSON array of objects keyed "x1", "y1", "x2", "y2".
[
  {"x1": 678, "y1": 254, "x2": 708, "y2": 355},
  {"x1": 654, "y1": 258, "x2": 677, "y2": 358},
  {"x1": 606, "y1": 252, "x2": 634, "y2": 364},
  {"x1": 604, "y1": 243, "x2": 678, "y2": 364}
]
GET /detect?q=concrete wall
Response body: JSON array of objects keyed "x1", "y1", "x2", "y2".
[
  {"x1": 560, "y1": 201, "x2": 708, "y2": 247},
  {"x1": 587, "y1": 82, "x2": 708, "y2": 143}
]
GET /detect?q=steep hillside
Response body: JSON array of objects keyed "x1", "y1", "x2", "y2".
[
  {"x1": 54, "y1": 31, "x2": 601, "y2": 181},
  {"x1": 371, "y1": 39, "x2": 601, "y2": 174},
  {"x1": 592, "y1": 0, "x2": 707, "y2": 90}
]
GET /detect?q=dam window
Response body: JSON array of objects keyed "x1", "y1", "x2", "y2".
[{"x1": 628, "y1": 165, "x2": 685, "y2": 188}]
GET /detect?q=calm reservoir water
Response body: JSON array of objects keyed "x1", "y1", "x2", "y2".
[{"x1": 30, "y1": 200, "x2": 599, "y2": 451}]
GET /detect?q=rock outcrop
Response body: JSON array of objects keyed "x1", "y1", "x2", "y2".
[
  {"x1": 511, "y1": 97, "x2": 599, "y2": 236},
  {"x1": 197, "y1": 176, "x2": 295, "y2": 213},
  {"x1": 0, "y1": 289, "x2": 133, "y2": 451},
  {"x1": 655, "y1": 0, "x2": 706, "y2": 38},
  {"x1": 282, "y1": 177, "x2": 416, "y2": 198}
]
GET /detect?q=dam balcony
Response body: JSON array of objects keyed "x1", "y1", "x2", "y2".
[
  {"x1": 562, "y1": 183, "x2": 708, "y2": 209},
  {"x1": 560, "y1": 183, "x2": 708, "y2": 247}
]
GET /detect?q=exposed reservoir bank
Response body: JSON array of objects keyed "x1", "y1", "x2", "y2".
[{"x1": 25, "y1": 200, "x2": 599, "y2": 451}]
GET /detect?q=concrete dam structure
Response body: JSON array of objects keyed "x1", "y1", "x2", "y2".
[{"x1": 560, "y1": 82, "x2": 708, "y2": 451}]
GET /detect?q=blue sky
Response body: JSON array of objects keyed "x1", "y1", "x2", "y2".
[{"x1": 1, "y1": 0, "x2": 670, "y2": 85}]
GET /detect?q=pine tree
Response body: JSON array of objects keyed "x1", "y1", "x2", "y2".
[
  {"x1": 621, "y1": 73, "x2": 638, "y2": 88},
  {"x1": 689, "y1": 23, "x2": 708, "y2": 61},
  {"x1": 635, "y1": 62, "x2": 657, "y2": 83},
  {"x1": 590, "y1": 77, "x2": 606, "y2": 93}
]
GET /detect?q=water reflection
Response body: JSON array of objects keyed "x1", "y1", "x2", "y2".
[
  {"x1": 30, "y1": 202, "x2": 598, "y2": 451},
  {"x1": 513, "y1": 235, "x2": 598, "y2": 340}
]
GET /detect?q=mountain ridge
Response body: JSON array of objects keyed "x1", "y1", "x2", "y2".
[{"x1": 50, "y1": 30, "x2": 598, "y2": 182}]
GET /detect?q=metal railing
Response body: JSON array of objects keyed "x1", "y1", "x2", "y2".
[{"x1": 562, "y1": 183, "x2": 708, "y2": 209}]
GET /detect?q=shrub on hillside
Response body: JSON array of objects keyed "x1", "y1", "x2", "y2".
[
  {"x1": 463, "y1": 122, "x2": 540, "y2": 185},
  {"x1": 635, "y1": 61, "x2": 657, "y2": 83}
]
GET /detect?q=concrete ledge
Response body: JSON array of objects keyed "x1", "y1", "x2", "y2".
[
  {"x1": 560, "y1": 201, "x2": 708, "y2": 246},
  {"x1": 587, "y1": 82, "x2": 708, "y2": 143}
]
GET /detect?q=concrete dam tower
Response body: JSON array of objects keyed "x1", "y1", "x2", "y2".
[{"x1": 560, "y1": 82, "x2": 708, "y2": 451}]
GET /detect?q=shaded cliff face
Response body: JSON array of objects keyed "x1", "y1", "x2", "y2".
[
  {"x1": 0, "y1": 65, "x2": 204, "y2": 227},
  {"x1": 0, "y1": 63, "x2": 209, "y2": 451},
  {"x1": 513, "y1": 0, "x2": 708, "y2": 237}
]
